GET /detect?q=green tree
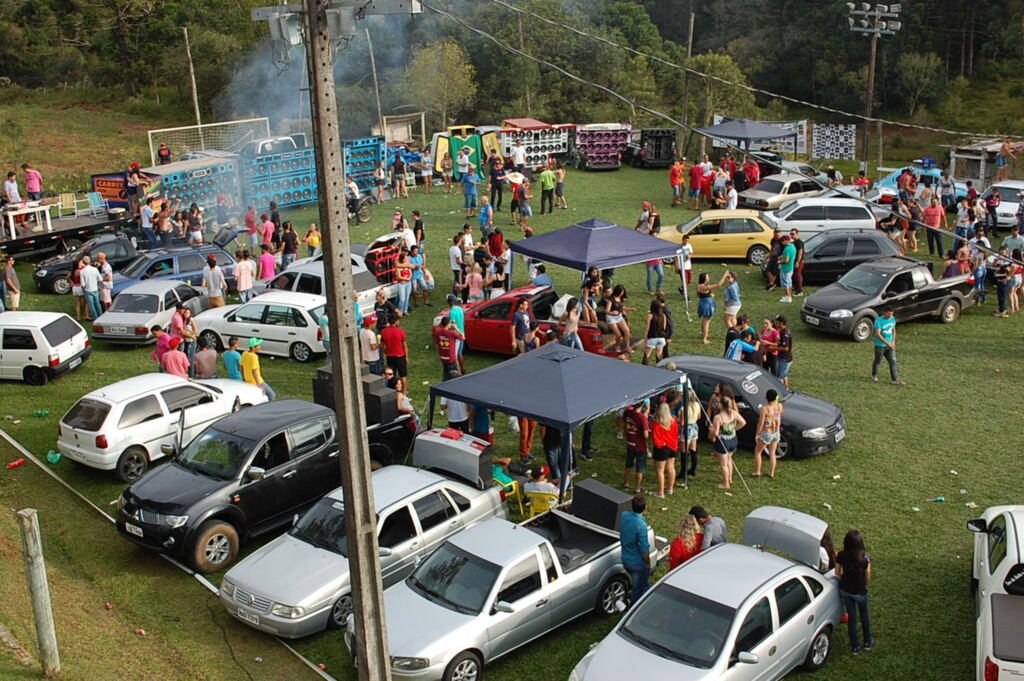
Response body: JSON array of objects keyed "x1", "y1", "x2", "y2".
[
  {"x1": 895, "y1": 52, "x2": 943, "y2": 116},
  {"x1": 686, "y1": 52, "x2": 758, "y2": 127},
  {"x1": 406, "y1": 40, "x2": 477, "y2": 131}
]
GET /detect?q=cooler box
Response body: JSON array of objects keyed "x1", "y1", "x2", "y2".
[{"x1": 413, "y1": 429, "x2": 493, "y2": 489}]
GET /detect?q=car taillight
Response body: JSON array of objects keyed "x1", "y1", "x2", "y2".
[
  {"x1": 898, "y1": 249, "x2": 905, "y2": 255},
  {"x1": 135, "y1": 327, "x2": 148, "y2": 335},
  {"x1": 317, "y1": 327, "x2": 323, "y2": 341},
  {"x1": 85, "y1": 339, "x2": 90, "y2": 347},
  {"x1": 93, "y1": 325, "x2": 104, "y2": 333},
  {"x1": 985, "y1": 656, "x2": 999, "y2": 681},
  {"x1": 95, "y1": 435, "x2": 108, "y2": 449},
  {"x1": 48, "y1": 355, "x2": 60, "y2": 366},
  {"x1": 56, "y1": 424, "x2": 61, "y2": 438},
  {"x1": 967, "y1": 275, "x2": 975, "y2": 284}
]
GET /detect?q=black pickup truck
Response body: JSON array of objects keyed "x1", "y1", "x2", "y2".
[
  {"x1": 800, "y1": 255, "x2": 975, "y2": 342},
  {"x1": 33, "y1": 232, "x2": 141, "y2": 294}
]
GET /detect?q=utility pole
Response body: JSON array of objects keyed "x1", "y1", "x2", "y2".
[
  {"x1": 847, "y1": 2, "x2": 902, "y2": 175},
  {"x1": 518, "y1": 13, "x2": 532, "y2": 114},
  {"x1": 366, "y1": 27, "x2": 385, "y2": 138},
  {"x1": 16, "y1": 509, "x2": 60, "y2": 678},
  {"x1": 182, "y1": 27, "x2": 205, "y2": 150}
]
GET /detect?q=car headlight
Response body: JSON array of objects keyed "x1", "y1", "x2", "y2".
[
  {"x1": 270, "y1": 604, "x2": 306, "y2": 618},
  {"x1": 36, "y1": 269, "x2": 47, "y2": 277},
  {"x1": 802, "y1": 427, "x2": 828, "y2": 439},
  {"x1": 829, "y1": 309, "x2": 853, "y2": 319},
  {"x1": 220, "y1": 580, "x2": 235, "y2": 597},
  {"x1": 391, "y1": 657, "x2": 430, "y2": 671},
  {"x1": 164, "y1": 514, "x2": 189, "y2": 528}
]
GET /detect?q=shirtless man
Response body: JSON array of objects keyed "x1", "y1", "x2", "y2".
[{"x1": 996, "y1": 136, "x2": 1017, "y2": 182}]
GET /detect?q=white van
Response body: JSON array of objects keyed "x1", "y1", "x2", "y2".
[
  {"x1": 764, "y1": 197, "x2": 877, "y2": 237},
  {"x1": 0, "y1": 311, "x2": 91, "y2": 385}
]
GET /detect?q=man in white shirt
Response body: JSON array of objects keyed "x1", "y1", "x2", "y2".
[
  {"x1": 397, "y1": 222, "x2": 416, "y2": 250},
  {"x1": 440, "y1": 396, "x2": 470, "y2": 432},
  {"x1": 202, "y1": 255, "x2": 228, "y2": 307},
  {"x1": 449, "y1": 233, "x2": 464, "y2": 293},
  {"x1": 725, "y1": 180, "x2": 738, "y2": 210},
  {"x1": 359, "y1": 314, "x2": 382, "y2": 374},
  {"x1": 524, "y1": 466, "x2": 559, "y2": 495},
  {"x1": 140, "y1": 196, "x2": 156, "y2": 248},
  {"x1": 78, "y1": 255, "x2": 103, "y2": 320},
  {"x1": 511, "y1": 140, "x2": 528, "y2": 174},
  {"x1": 3, "y1": 172, "x2": 20, "y2": 203}
]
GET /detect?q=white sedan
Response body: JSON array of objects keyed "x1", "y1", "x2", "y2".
[
  {"x1": 194, "y1": 290, "x2": 326, "y2": 362},
  {"x1": 57, "y1": 374, "x2": 267, "y2": 482}
]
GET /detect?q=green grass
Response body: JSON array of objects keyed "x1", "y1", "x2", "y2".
[{"x1": 4, "y1": 163, "x2": 1019, "y2": 680}]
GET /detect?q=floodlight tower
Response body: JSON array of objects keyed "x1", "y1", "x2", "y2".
[
  {"x1": 250, "y1": 3, "x2": 421, "y2": 681},
  {"x1": 846, "y1": 2, "x2": 903, "y2": 173}
]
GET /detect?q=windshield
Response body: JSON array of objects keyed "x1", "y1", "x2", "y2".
[
  {"x1": 802, "y1": 232, "x2": 829, "y2": 254},
  {"x1": 290, "y1": 497, "x2": 349, "y2": 555},
  {"x1": 310, "y1": 304, "x2": 326, "y2": 322},
  {"x1": 836, "y1": 267, "x2": 887, "y2": 296},
  {"x1": 109, "y1": 294, "x2": 160, "y2": 314},
  {"x1": 177, "y1": 428, "x2": 254, "y2": 480},
  {"x1": 676, "y1": 215, "x2": 702, "y2": 234},
  {"x1": 121, "y1": 255, "x2": 151, "y2": 278},
  {"x1": 751, "y1": 179, "x2": 785, "y2": 195},
  {"x1": 619, "y1": 585, "x2": 735, "y2": 669},
  {"x1": 774, "y1": 201, "x2": 802, "y2": 219},
  {"x1": 407, "y1": 543, "x2": 500, "y2": 615}
]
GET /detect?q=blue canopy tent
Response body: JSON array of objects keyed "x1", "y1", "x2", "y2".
[
  {"x1": 427, "y1": 343, "x2": 684, "y2": 500},
  {"x1": 695, "y1": 117, "x2": 798, "y2": 155}
]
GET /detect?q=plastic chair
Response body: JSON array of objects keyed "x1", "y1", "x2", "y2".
[
  {"x1": 494, "y1": 477, "x2": 524, "y2": 515},
  {"x1": 57, "y1": 193, "x2": 77, "y2": 220},
  {"x1": 84, "y1": 192, "x2": 108, "y2": 217},
  {"x1": 526, "y1": 491, "x2": 560, "y2": 517}
]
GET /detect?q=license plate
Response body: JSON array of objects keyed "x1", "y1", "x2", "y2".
[
  {"x1": 835, "y1": 429, "x2": 845, "y2": 442},
  {"x1": 125, "y1": 522, "x2": 144, "y2": 538},
  {"x1": 804, "y1": 315, "x2": 820, "y2": 326},
  {"x1": 109, "y1": 326, "x2": 128, "y2": 335},
  {"x1": 236, "y1": 608, "x2": 260, "y2": 626},
  {"x1": 69, "y1": 357, "x2": 82, "y2": 369},
  {"x1": 59, "y1": 445, "x2": 83, "y2": 462}
]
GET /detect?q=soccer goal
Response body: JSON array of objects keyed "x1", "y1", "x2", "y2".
[{"x1": 147, "y1": 118, "x2": 271, "y2": 166}]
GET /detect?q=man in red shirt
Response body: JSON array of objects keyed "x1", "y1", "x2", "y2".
[
  {"x1": 688, "y1": 162, "x2": 704, "y2": 210},
  {"x1": 622, "y1": 401, "x2": 650, "y2": 494},
  {"x1": 160, "y1": 337, "x2": 190, "y2": 378},
  {"x1": 721, "y1": 152, "x2": 737, "y2": 179},
  {"x1": 742, "y1": 156, "x2": 760, "y2": 187},
  {"x1": 433, "y1": 315, "x2": 464, "y2": 380},
  {"x1": 379, "y1": 314, "x2": 409, "y2": 392},
  {"x1": 244, "y1": 206, "x2": 258, "y2": 250},
  {"x1": 669, "y1": 158, "x2": 685, "y2": 207},
  {"x1": 853, "y1": 170, "x2": 871, "y2": 196}
]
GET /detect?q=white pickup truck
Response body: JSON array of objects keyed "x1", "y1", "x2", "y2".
[{"x1": 968, "y1": 505, "x2": 1024, "y2": 681}]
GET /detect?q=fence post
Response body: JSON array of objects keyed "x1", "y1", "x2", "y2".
[{"x1": 16, "y1": 508, "x2": 60, "y2": 677}]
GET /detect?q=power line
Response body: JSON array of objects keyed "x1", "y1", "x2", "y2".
[
  {"x1": 486, "y1": 0, "x2": 1012, "y2": 139},
  {"x1": 418, "y1": 0, "x2": 1022, "y2": 266}
]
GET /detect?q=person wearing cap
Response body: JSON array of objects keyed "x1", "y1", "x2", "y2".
[
  {"x1": 358, "y1": 314, "x2": 381, "y2": 375},
  {"x1": 634, "y1": 201, "x2": 653, "y2": 234},
  {"x1": 773, "y1": 315, "x2": 793, "y2": 386},
  {"x1": 160, "y1": 337, "x2": 190, "y2": 379},
  {"x1": 202, "y1": 255, "x2": 227, "y2": 307},
  {"x1": 620, "y1": 495, "x2": 652, "y2": 603},
  {"x1": 826, "y1": 165, "x2": 844, "y2": 187},
  {"x1": 433, "y1": 315, "x2": 463, "y2": 380},
  {"x1": 778, "y1": 234, "x2": 796, "y2": 303},
  {"x1": 524, "y1": 466, "x2": 558, "y2": 495},
  {"x1": 690, "y1": 505, "x2": 728, "y2": 550},
  {"x1": 242, "y1": 338, "x2": 276, "y2": 399}
]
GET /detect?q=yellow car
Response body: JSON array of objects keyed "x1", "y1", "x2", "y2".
[{"x1": 658, "y1": 209, "x2": 775, "y2": 265}]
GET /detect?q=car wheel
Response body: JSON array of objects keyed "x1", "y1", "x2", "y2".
[
  {"x1": 775, "y1": 434, "x2": 792, "y2": 460},
  {"x1": 747, "y1": 245, "x2": 770, "y2": 266},
  {"x1": 191, "y1": 520, "x2": 239, "y2": 574},
  {"x1": 327, "y1": 593, "x2": 354, "y2": 630},
  {"x1": 595, "y1": 575, "x2": 629, "y2": 615},
  {"x1": 290, "y1": 341, "x2": 313, "y2": 363},
  {"x1": 851, "y1": 316, "x2": 873, "y2": 343},
  {"x1": 802, "y1": 625, "x2": 832, "y2": 671},
  {"x1": 443, "y1": 651, "x2": 483, "y2": 681},
  {"x1": 940, "y1": 299, "x2": 960, "y2": 324},
  {"x1": 23, "y1": 366, "x2": 48, "y2": 386},
  {"x1": 199, "y1": 330, "x2": 222, "y2": 352},
  {"x1": 116, "y1": 447, "x2": 149, "y2": 483},
  {"x1": 51, "y1": 277, "x2": 72, "y2": 295}
]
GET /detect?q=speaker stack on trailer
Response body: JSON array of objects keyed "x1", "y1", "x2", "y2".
[
  {"x1": 343, "y1": 136, "x2": 386, "y2": 194},
  {"x1": 243, "y1": 147, "x2": 317, "y2": 209},
  {"x1": 142, "y1": 157, "x2": 243, "y2": 212},
  {"x1": 498, "y1": 120, "x2": 574, "y2": 170},
  {"x1": 573, "y1": 124, "x2": 632, "y2": 170}
]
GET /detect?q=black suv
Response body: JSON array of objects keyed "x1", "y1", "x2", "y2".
[
  {"x1": 766, "y1": 228, "x2": 903, "y2": 286},
  {"x1": 116, "y1": 400, "x2": 342, "y2": 573},
  {"x1": 33, "y1": 232, "x2": 140, "y2": 294}
]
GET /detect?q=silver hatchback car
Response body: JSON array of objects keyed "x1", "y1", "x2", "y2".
[
  {"x1": 219, "y1": 465, "x2": 506, "y2": 638},
  {"x1": 570, "y1": 506, "x2": 842, "y2": 681}
]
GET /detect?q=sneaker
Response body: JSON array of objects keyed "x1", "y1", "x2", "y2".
[
  {"x1": 852, "y1": 647, "x2": 862, "y2": 655},
  {"x1": 870, "y1": 375, "x2": 878, "y2": 382},
  {"x1": 648, "y1": 492, "x2": 665, "y2": 499},
  {"x1": 865, "y1": 639, "x2": 875, "y2": 651},
  {"x1": 765, "y1": 284, "x2": 777, "y2": 292},
  {"x1": 892, "y1": 380, "x2": 906, "y2": 386},
  {"x1": 580, "y1": 452, "x2": 593, "y2": 462},
  {"x1": 616, "y1": 432, "x2": 625, "y2": 440},
  {"x1": 779, "y1": 296, "x2": 793, "y2": 303},
  {"x1": 585, "y1": 447, "x2": 599, "y2": 455},
  {"x1": 794, "y1": 291, "x2": 804, "y2": 297},
  {"x1": 520, "y1": 455, "x2": 535, "y2": 464}
]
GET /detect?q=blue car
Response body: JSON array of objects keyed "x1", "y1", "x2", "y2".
[
  {"x1": 110, "y1": 242, "x2": 237, "y2": 297},
  {"x1": 875, "y1": 165, "x2": 968, "y2": 201}
]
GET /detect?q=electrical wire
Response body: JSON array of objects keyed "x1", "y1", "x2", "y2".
[
  {"x1": 206, "y1": 593, "x2": 257, "y2": 681},
  {"x1": 485, "y1": 0, "x2": 1013, "y2": 139},
  {"x1": 418, "y1": 0, "x2": 1023, "y2": 266}
]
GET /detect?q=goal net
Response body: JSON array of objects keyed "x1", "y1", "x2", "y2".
[{"x1": 147, "y1": 118, "x2": 271, "y2": 165}]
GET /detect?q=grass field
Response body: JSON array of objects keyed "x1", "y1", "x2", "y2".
[{"x1": 2, "y1": 162, "x2": 1019, "y2": 681}]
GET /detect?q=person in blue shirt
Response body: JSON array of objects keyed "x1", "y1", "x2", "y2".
[
  {"x1": 620, "y1": 494, "x2": 652, "y2": 603},
  {"x1": 531, "y1": 264, "x2": 554, "y2": 288},
  {"x1": 446, "y1": 294, "x2": 466, "y2": 374},
  {"x1": 725, "y1": 330, "x2": 759, "y2": 362},
  {"x1": 463, "y1": 165, "x2": 479, "y2": 218},
  {"x1": 871, "y1": 307, "x2": 904, "y2": 384},
  {"x1": 408, "y1": 244, "x2": 432, "y2": 307},
  {"x1": 222, "y1": 336, "x2": 243, "y2": 381}
]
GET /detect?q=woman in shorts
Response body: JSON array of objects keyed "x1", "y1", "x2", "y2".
[
  {"x1": 374, "y1": 161, "x2": 387, "y2": 203},
  {"x1": 696, "y1": 271, "x2": 727, "y2": 345},
  {"x1": 642, "y1": 299, "x2": 668, "y2": 365},
  {"x1": 603, "y1": 284, "x2": 634, "y2": 352},
  {"x1": 752, "y1": 388, "x2": 784, "y2": 479},
  {"x1": 709, "y1": 393, "x2": 745, "y2": 490},
  {"x1": 650, "y1": 402, "x2": 679, "y2": 498},
  {"x1": 679, "y1": 388, "x2": 701, "y2": 479}
]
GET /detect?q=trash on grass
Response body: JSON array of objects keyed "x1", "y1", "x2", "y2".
[
  {"x1": 911, "y1": 506, "x2": 921, "y2": 512},
  {"x1": 46, "y1": 450, "x2": 61, "y2": 464},
  {"x1": 949, "y1": 470, "x2": 958, "y2": 475},
  {"x1": 104, "y1": 602, "x2": 113, "y2": 611},
  {"x1": 6, "y1": 459, "x2": 26, "y2": 469},
  {"x1": 960, "y1": 488, "x2": 967, "y2": 494},
  {"x1": 832, "y1": 474, "x2": 842, "y2": 480},
  {"x1": 929, "y1": 496, "x2": 945, "y2": 502},
  {"x1": 965, "y1": 502, "x2": 979, "y2": 509},
  {"x1": 823, "y1": 503, "x2": 832, "y2": 510},
  {"x1": 134, "y1": 628, "x2": 145, "y2": 636}
]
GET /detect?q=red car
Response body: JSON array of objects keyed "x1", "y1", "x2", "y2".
[{"x1": 436, "y1": 286, "x2": 616, "y2": 356}]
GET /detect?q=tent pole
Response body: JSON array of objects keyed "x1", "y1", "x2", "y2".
[
  {"x1": 427, "y1": 394, "x2": 436, "y2": 429},
  {"x1": 558, "y1": 429, "x2": 573, "y2": 502}
]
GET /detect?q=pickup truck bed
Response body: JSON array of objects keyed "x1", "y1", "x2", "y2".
[
  {"x1": 523, "y1": 511, "x2": 619, "y2": 572},
  {"x1": 992, "y1": 594, "x2": 1024, "y2": 663}
]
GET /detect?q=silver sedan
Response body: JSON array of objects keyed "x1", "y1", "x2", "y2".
[{"x1": 92, "y1": 280, "x2": 206, "y2": 344}]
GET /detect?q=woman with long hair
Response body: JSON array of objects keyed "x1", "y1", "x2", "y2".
[
  {"x1": 374, "y1": 161, "x2": 387, "y2": 202},
  {"x1": 680, "y1": 388, "x2": 701, "y2": 479},
  {"x1": 603, "y1": 284, "x2": 635, "y2": 352},
  {"x1": 650, "y1": 401, "x2": 679, "y2": 498},
  {"x1": 394, "y1": 249, "x2": 413, "y2": 314},
  {"x1": 668, "y1": 512, "x2": 703, "y2": 569},
  {"x1": 696, "y1": 271, "x2": 727, "y2": 345},
  {"x1": 709, "y1": 392, "x2": 745, "y2": 489},
  {"x1": 835, "y1": 530, "x2": 875, "y2": 653},
  {"x1": 752, "y1": 388, "x2": 784, "y2": 479},
  {"x1": 178, "y1": 306, "x2": 199, "y2": 377},
  {"x1": 1009, "y1": 248, "x2": 1023, "y2": 313},
  {"x1": 641, "y1": 299, "x2": 668, "y2": 365},
  {"x1": 560, "y1": 297, "x2": 584, "y2": 350}
]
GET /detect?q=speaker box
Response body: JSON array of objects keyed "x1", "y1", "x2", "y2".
[
  {"x1": 365, "y1": 387, "x2": 398, "y2": 424},
  {"x1": 571, "y1": 478, "x2": 632, "y2": 532},
  {"x1": 360, "y1": 372, "x2": 385, "y2": 393}
]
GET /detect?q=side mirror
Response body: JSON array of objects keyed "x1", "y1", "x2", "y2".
[
  {"x1": 737, "y1": 651, "x2": 759, "y2": 665},
  {"x1": 967, "y1": 518, "x2": 988, "y2": 533},
  {"x1": 493, "y1": 600, "x2": 515, "y2": 614},
  {"x1": 160, "y1": 443, "x2": 177, "y2": 457},
  {"x1": 379, "y1": 547, "x2": 393, "y2": 557},
  {"x1": 247, "y1": 466, "x2": 266, "y2": 481}
]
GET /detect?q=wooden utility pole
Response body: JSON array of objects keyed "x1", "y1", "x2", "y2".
[
  {"x1": 365, "y1": 28, "x2": 385, "y2": 138},
  {"x1": 302, "y1": 1, "x2": 391, "y2": 680},
  {"x1": 518, "y1": 13, "x2": 532, "y2": 114},
  {"x1": 16, "y1": 509, "x2": 60, "y2": 678},
  {"x1": 182, "y1": 27, "x2": 205, "y2": 149}
]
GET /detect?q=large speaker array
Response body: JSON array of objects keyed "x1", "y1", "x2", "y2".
[
  {"x1": 156, "y1": 160, "x2": 241, "y2": 212},
  {"x1": 244, "y1": 148, "x2": 317, "y2": 209},
  {"x1": 499, "y1": 127, "x2": 572, "y2": 169},
  {"x1": 343, "y1": 136, "x2": 386, "y2": 193},
  {"x1": 575, "y1": 125, "x2": 631, "y2": 169}
]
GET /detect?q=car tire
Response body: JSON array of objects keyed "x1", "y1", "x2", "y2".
[
  {"x1": 775, "y1": 434, "x2": 793, "y2": 460},
  {"x1": 23, "y1": 366, "x2": 48, "y2": 386},
  {"x1": 327, "y1": 593, "x2": 354, "y2": 630},
  {"x1": 191, "y1": 520, "x2": 239, "y2": 574},
  {"x1": 442, "y1": 650, "x2": 483, "y2": 681},
  {"x1": 290, "y1": 341, "x2": 314, "y2": 363},
  {"x1": 802, "y1": 625, "x2": 832, "y2": 671},
  {"x1": 116, "y1": 447, "x2": 149, "y2": 483},
  {"x1": 199, "y1": 330, "x2": 222, "y2": 352},
  {"x1": 747, "y1": 245, "x2": 770, "y2": 266},
  {"x1": 595, "y1": 575, "x2": 629, "y2": 615},
  {"x1": 851, "y1": 316, "x2": 873, "y2": 343},
  {"x1": 51, "y1": 277, "x2": 72, "y2": 295},
  {"x1": 940, "y1": 298, "x2": 960, "y2": 324}
]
